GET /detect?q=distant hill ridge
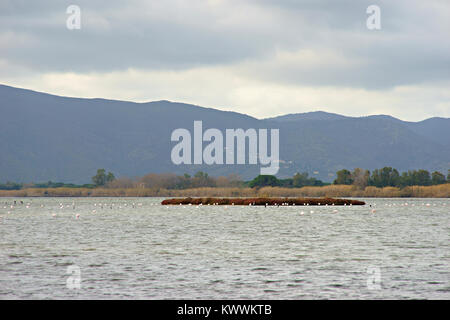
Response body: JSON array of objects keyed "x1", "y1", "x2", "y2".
[
  {"x1": 1, "y1": 84, "x2": 449, "y2": 183},
  {"x1": 264, "y1": 111, "x2": 350, "y2": 122}
]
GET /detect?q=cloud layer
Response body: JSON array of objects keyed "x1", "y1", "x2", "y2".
[{"x1": 1, "y1": 0, "x2": 449, "y2": 120}]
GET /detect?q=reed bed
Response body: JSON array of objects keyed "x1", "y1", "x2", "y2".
[{"x1": 0, "y1": 184, "x2": 448, "y2": 198}]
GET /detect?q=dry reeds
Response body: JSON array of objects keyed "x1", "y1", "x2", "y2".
[{"x1": 0, "y1": 184, "x2": 448, "y2": 198}]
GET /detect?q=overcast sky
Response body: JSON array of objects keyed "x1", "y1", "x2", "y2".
[{"x1": 1, "y1": 0, "x2": 449, "y2": 121}]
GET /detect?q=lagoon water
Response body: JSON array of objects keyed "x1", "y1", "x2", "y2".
[{"x1": 0, "y1": 197, "x2": 449, "y2": 299}]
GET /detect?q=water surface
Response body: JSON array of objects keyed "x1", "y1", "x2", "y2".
[{"x1": 0, "y1": 197, "x2": 448, "y2": 299}]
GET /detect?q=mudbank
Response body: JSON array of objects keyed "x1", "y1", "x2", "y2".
[{"x1": 161, "y1": 197, "x2": 365, "y2": 206}]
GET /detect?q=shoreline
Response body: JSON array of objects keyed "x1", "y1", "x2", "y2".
[{"x1": 0, "y1": 184, "x2": 448, "y2": 198}]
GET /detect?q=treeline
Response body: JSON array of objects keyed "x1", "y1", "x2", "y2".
[
  {"x1": 105, "y1": 168, "x2": 448, "y2": 190},
  {"x1": 0, "y1": 181, "x2": 23, "y2": 190},
  {"x1": 109, "y1": 172, "x2": 243, "y2": 189},
  {"x1": 0, "y1": 168, "x2": 114, "y2": 190},
  {"x1": 248, "y1": 173, "x2": 327, "y2": 188},
  {"x1": 0, "y1": 170, "x2": 324, "y2": 191},
  {"x1": 0, "y1": 171, "x2": 322, "y2": 191},
  {"x1": 334, "y1": 167, "x2": 449, "y2": 188},
  {"x1": 107, "y1": 172, "x2": 326, "y2": 189},
  {"x1": 1, "y1": 167, "x2": 448, "y2": 191},
  {"x1": 0, "y1": 181, "x2": 96, "y2": 190}
]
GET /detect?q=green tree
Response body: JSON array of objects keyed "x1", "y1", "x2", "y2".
[
  {"x1": 333, "y1": 169, "x2": 353, "y2": 185},
  {"x1": 399, "y1": 171, "x2": 412, "y2": 187},
  {"x1": 249, "y1": 175, "x2": 279, "y2": 188},
  {"x1": 106, "y1": 172, "x2": 115, "y2": 184},
  {"x1": 369, "y1": 167, "x2": 400, "y2": 187},
  {"x1": 194, "y1": 171, "x2": 208, "y2": 179},
  {"x1": 413, "y1": 169, "x2": 431, "y2": 186},
  {"x1": 92, "y1": 169, "x2": 115, "y2": 186},
  {"x1": 431, "y1": 171, "x2": 446, "y2": 185},
  {"x1": 292, "y1": 172, "x2": 309, "y2": 187}
]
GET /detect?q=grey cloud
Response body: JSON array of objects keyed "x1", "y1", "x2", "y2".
[
  {"x1": 0, "y1": 0, "x2": 449, "y2": 89},
  {"x1": 1, "y1": 0, "x2": 276, "y2": 72}
]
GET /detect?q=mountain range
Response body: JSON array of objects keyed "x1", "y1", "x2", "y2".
[{"x1": 1, "y1": 84, "x2": 449, "y2": 183}]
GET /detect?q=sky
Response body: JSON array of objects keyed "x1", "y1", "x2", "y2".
[{"x1": 1, "y1": 0, "x2": 449, "y2": 121}]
